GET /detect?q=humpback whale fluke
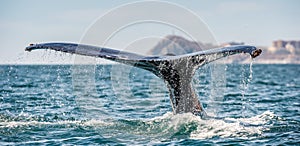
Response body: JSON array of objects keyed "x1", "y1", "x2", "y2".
[{"x1": 25, "y1": 43, "x2": 262, "y2": 117}]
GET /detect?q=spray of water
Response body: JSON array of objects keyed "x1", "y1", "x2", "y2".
[{"x1": 240, "y1": 58, "x2": 254, "y2": 117}]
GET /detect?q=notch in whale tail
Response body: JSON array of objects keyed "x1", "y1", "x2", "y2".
[{"x1": 25, "y1": 43, "x2": 262, "y2": 116}]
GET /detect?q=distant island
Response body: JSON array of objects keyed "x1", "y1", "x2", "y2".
[{"x1": 148, "y1": 35, "x2": 300, "y2": 64}]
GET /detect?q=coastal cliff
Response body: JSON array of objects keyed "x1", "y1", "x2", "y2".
[{"x1": 148, "y1": 35, "x2": 300, "y2": 64}]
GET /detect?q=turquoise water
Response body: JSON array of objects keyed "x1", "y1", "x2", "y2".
[{"x1": 0, "y1": 64, "x2": 299, "y2": 145}]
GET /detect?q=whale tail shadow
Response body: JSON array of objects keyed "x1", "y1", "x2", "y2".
[{"x1": 26, "y1": 43, "x2": 262, "y2": 116}]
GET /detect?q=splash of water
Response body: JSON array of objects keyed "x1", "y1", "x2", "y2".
[
  {"x1": 240, "y1": 58, "x2": 254, "y2": 117},
  {"x1": 0, "y1": 111, "x2": 276, "y2": 140}
]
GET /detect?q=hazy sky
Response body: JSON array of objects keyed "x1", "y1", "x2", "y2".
[{"x1": 1, "y1": 0, "x2": 299, "y2": 64}]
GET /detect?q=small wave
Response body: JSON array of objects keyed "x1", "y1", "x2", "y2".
[
  {"x1": 0, "y1": 111, "x2": 279, "y2": 142},
  {"x1": 255, "y1": 80, "x2": 281, "y2": 86},
  {"x1": 11, "y1": 83, "x2": 36, "y2": 88},
  {"x1": 0, "y1": 89, "x2": 13, "y2": 93},
  {"x1": 190, "y1": 111, "x2": 278, "y2": 139},
  {"x1": 0, "y1": 119, "x2": 112, "y2": 129}
]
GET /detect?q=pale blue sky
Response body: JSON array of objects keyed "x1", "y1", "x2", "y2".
[{"x1": 1, "y1": 0, "x2": 299, "y2": 64}]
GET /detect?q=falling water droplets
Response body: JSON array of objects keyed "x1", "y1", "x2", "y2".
[
  {"x1": 240, "y1": 57, "x2": 255, "y2": 117},
  {"x1": 248, "y1": 58, "x2": 254, "y2": 83}
]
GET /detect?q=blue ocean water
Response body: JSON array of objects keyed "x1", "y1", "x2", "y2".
[{"x1": 0, "y1": 64, "x2": 299, "y2": 145}]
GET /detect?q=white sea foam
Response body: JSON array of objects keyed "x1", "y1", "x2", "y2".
[
  {"x1": 191, "y1": 111, "x2": 275, "y2": 139},
  {"x1": 0, "y1": 111, "x2": 276, "y2": 140},
  {"x1": 0, "y1": 119, "x2": 112, "y2": 128},
  {"x1": 149, "y1": 111, "x2": 276, "y2": 139}
]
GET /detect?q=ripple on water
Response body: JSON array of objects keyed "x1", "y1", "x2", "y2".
[
  {"x1": 0, "y1": 111, "x2": 281, "y2": 145},
  {"x1": 0, "y1": 64, "x2": 299, "y2": 145}
]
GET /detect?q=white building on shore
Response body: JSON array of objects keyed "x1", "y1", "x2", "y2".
[{"x1": 268, "y1": 40, "x2": 300, "y2": 54}]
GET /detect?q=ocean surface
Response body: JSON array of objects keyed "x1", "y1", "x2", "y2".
[{"x1": 0, "y1": 64, "x2": 299, "y2": 145}]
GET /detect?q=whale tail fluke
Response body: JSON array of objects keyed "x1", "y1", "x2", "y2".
[{"x1": 26, "y1": 43, "x2": 261, "y2": 116}]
